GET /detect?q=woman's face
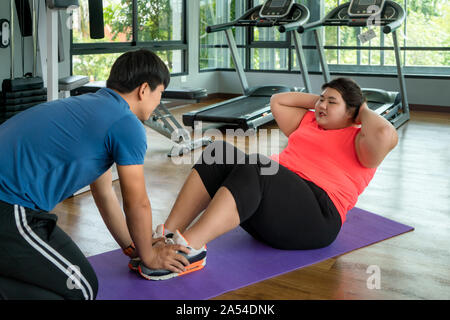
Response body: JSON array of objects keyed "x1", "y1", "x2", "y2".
[{"x1": 314, "y1": 87, "x2": 354, "y2": 130}]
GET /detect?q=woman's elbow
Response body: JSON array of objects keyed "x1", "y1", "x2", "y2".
[
  {"x1": 270, "y1": 94, "x2": 280, "y2": 111},
  {"x1": 378, "y1": 125, "x2": 398, "y2": 151}
]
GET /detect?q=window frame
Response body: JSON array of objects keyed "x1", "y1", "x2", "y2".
[
  {"x1": 198, "y1": 0, "x2": 450, "y2": 79},
  {"x1": 70, "y1": 0, "x2": 188, "y2": 77}
]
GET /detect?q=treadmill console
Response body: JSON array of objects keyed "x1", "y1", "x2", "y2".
[
  {"x1": 259, "y1": 0, "x2": 294, "y2": 18},
  {"x1": 348, "y1": 0, "x2": 385, "y2": 17}
]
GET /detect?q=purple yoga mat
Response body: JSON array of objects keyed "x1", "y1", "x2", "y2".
[{"x1": 88, "y1": 207, "x2": 413, "y2": 300}]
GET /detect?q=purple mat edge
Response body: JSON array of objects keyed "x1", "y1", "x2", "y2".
[
  {"x1": 88, "y1": 207, "x2": 414, "y2": 300},
  {"x1": 205, "y1": 211, "x2": 414, "y2": 299},
  {"x1": 204, "y1": 225, "x2": 414, "y2": 300}
]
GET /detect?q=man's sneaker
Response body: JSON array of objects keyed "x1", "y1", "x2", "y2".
[
  {"x1": 128, "y1": 224, "x2": 174, "y2": 271},
  {"x1": 138, "y1": 230, "x2": 207, "y2": 281}
]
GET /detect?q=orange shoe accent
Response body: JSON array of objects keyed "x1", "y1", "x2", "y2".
[
  {"x1": 178, "y1": 259, "x2": 205, "y2": 276},
  {"x1": 138, "y1": 265, "x2": 152, "y2": 280},
  {"x1": 137, "y1": 259, "x2": 206, "y2": 280},
  {"x1": 128, "y1": 263, "x2": 137, "y2": 272}
]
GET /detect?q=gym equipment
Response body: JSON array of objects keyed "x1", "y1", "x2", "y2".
[
  {"x1": 348, "y1": 0, "x2": 385, "y2": 17},
  {"x1": 2, "y1": 0, "x2": 43, "y2": 93},
  {"x1": 45, "y1": 1, "x2": 81, "y2": 101},
  {"x1": 297, "y1": 0, "x2": 410, "y2": 129},
  {"x1": 1, "y1": 0, "x2": 45, "y2": 124},
  {"x1": 72, "y1": 82, "x2": 212, "y2": 157},
  {"x1": 88, "y1": 207, "x2": 413, "y2": 300},
  {"x1": 15, "y1": 0, "x2": 32, "y2": 37},
  {"x1": 183, "y1": 0, "x2": 312, "y2": 131},
  {"x1": 46, "y1": 0, "x2": 80, "y2": 9},
  {"x1": 59, "y1": 75, "x2": 89, "y2": 98},
  {"x1": 0, "y1": 19, "x2": 10, "y2": 48},
  {"x1": 87, "y1": 0, "x2": 105, "y2": 39}
]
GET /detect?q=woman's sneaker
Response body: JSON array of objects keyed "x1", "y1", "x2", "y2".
[
  {"x1": 128, "y1": 224, "x2": 174, "y2": 272},
  {"x1": 138, "y1": 230, "x2": 207, "y2": 281},
  {"x1": 128, "y1": 257, "x2": 141, "y2": 272},
  {"x1": 153, "y1": 224, "x2": 174, "y2": 240}
]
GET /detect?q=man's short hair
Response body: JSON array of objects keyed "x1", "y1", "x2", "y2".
[{"x1": 106, "y1": 49, "x2": 170, "y2": 93}]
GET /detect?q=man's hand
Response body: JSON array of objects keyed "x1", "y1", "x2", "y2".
[
  {"x1": 152, "y1": 237, "x2": 165, "y2": 246},
  {"x1": 142, "y1": 243, "x2": 191, "y2": 274}
]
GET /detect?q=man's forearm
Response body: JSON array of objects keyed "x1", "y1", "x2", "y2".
[
  {"x1": 124, "y1": 201, "x2": 155, "y2": 265},
  {"x1": 93, "y1": 189, "x2": 133, "y2": 250}
]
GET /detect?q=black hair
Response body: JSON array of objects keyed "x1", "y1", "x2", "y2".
[
  {"x1": 106, "y1": 49, "x2": 170, "y2": 93},
  {"x1": 321, "y1": 77, "x2": 366, "y2": 120}
]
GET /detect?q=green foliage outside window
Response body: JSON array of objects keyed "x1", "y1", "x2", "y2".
[
  {"x1": 72, "y1": 0, "x2": 183, "y2": 80},
  {"x1": 323, "y1": 0, "x2": 449, "y2": 68}
]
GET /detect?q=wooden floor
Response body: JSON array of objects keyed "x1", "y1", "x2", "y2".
[{"x1": 51, "y1": 100, "x2": 450, "y2": 300}]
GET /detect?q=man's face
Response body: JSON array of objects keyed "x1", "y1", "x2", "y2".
[{"x1": 140, "y1": 83, "x2": 165, "y2": 121}]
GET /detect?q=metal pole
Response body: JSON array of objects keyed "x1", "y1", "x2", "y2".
[
  {"x1": 313, "y1": 29, "x2": 331, "y2": 83},
  {"x1": 292, "y1": 31, "x2": 311, "y2": 93},
  {"x1": 392, "y1": 30, "x2": 409, "y2": 117},
  {"x1": 47, "y1": 7, "x2": 59, "y2": 101},
  {"x1": 225, "y1": 28, "x2": 249, "y2": 94},
  {"x1": 32, "y1": 0, "x2": 37, "y2": 76},
  {"x1": 10, "y1": 0, "x2": 14, "y2": 79}
]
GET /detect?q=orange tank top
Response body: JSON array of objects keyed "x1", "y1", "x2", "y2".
[{"x1": 271, "y1": 111, "x2": 377, "y2": 223}]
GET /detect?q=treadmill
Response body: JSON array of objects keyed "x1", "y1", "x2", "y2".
[
  {"x1": 297, "y1": 0, "x2": 410, "y2": 129},
  {"x1": 183, "y1": 0, "x2": 311, "y2": 131}
]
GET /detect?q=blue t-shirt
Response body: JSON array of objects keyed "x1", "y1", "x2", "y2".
[{"x1": 0, "y1": 88, "x2": 147, "y2": 211}]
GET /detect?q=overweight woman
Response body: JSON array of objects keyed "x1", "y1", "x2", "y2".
[{"x1": 136, "y1": 77, "x2": 399, "y2": 280}]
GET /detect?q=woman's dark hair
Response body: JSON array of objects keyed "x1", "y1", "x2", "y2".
[
  {"x1": 321, "y1": 77, "x2": 365, "y2": 120},
  {"x1": 107, "y1": 49, "x2": 170, "y2": 93}
]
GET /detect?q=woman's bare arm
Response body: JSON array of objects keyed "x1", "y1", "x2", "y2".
[
  {"x1": 355, "y1": 103, "x2": 398, "y2": 168},
  {"x1": 270, "y1": 92, "x2": 320, "y2": 137}
]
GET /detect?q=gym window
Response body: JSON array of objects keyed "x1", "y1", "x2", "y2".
[
  {"x1": 323, "y1": 0, "x2": 449, "y2": 76},
  {"x1": 199, "y1": 0, "x2": 247, "y2": 70},
  {"x1": 199, "y1": 0, "x2": 449, "y2": 77},
  {"x1": 71, "y1": 0, "x2": 187, "y2": 80}
]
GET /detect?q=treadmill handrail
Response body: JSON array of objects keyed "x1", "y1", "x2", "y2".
[
  {"x1": 206, "y1": 21, "x2": 236, "y2": 33},
  {"x1": 207, "y1": 3, "x2": 311, "y2": 34},
  {"x1": 298, "y1": 1, "x2": 405, "y2": 34},
  {"x1": 278, "y1": 4, "x2": 310, "y2": 33},
  {"x1": 297, "y1": 19, "x2": 323, "y2": 34},
  {"x1": 206, "y1": 6, "x2": 259, "y2": 33},
  {"x1": 297, "y1": 4, "x2": 343, "y2": 33},
  {"x1": 383, "y1": 1, "x2": 405, "y2": 34}
]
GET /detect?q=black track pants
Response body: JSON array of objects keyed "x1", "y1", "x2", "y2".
[
  {"x1": 0, "y1": 201, "x2": 98, "y2": 300},
  {"x1": 193, "y1": 141, "x2": 342, "y2": 250}
]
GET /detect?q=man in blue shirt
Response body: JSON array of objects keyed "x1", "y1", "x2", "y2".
[{"x1": 0, "y1": 49, "x2": 189, "y2": 300}]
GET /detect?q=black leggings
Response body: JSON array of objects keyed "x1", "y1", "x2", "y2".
[
  {"x1": 193, "y1": 141, "x2": 342, "y2": 250},
  {"x1": 0, "y1": 201, "x2": 98, "y2": 300}
]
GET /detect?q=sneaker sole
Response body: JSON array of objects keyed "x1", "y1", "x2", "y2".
[
  {"x1": 138, "y1": 257, "x2": 206, "y2": 281},
  {"x1": 128, "y1": 262, "x2": 139, "y2": 272}
]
